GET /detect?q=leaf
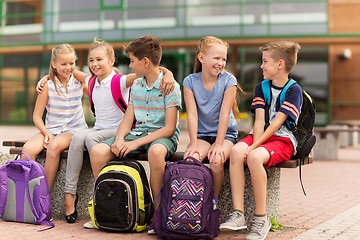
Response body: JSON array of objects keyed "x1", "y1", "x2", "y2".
[{"x1": 269, "y1": 216, "x2": 283, "y2": 232}]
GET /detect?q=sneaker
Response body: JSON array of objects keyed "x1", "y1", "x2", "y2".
[
  {"x1": 84, "y1": 220, "x2": 96, "y2": 229},
  {"x1": 246, "y1": 215, "x2": 271, "y2": 240},
  {"x1": 219, "y1": 211, "x2": 247, "y2": 231},
  {"x1": 147, "y1": 224, "x2": 156, "y2": 235}
]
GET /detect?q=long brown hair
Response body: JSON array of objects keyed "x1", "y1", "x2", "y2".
[
  {"x1": 49, "y1": 44, "x2": 77, "y2": 94},
  {"x1": 194, "y1": 36, "x2": 243, "y2": 119},
  {"x1": 194, "y1": 36, "x2": 229, "y2": 73}
]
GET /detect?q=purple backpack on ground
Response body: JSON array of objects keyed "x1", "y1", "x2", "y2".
[
  {"x1": 0, "y1": 153, "x2": 54, "y2": 230},
  {"x1": 152, "y1": 156, "x2": 220, "y2": 239}
]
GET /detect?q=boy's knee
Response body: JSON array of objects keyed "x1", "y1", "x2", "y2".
[
  {"x1": 148, "y1": 144, "x2": 167, "y2": 160},
  {"x1": 90, "y1": 143, "x2": 108, "y2": 158},
  {"x1": 247, "y1": 150, "x2": 267, "y2": 169}
]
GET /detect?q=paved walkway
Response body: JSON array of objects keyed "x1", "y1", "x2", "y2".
[{"x1": 1, "y1": 126, "x2": 360, "y2": 239}]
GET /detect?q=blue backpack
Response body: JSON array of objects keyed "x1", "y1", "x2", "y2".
[
  {"x1": 260, "y1": 79, "x2": 316, "y2": 160},
  {"x1": 261, "y1": 79, "x2": 316, "y2": 195},
  {"x1": 0, "y1": 153, "x2": 54, "y2": 230}
]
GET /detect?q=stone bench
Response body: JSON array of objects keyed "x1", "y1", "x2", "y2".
[
  {"x1": 3, "y1": 140, "x2": 312, "y2": 226},
  {"x1": 313, "y1": 126, "x2": 360, "y2": 160}
]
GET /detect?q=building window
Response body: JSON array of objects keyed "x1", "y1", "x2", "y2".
[
  {"x1": 102, "y1": 0, "x2": 122, "y2": 8},
  {"x1": 6, "y1": 2, "x2": 35, "y2": 25},
  {"x1": 0, "y1": 1, "x2": 43, "y2": 37}
]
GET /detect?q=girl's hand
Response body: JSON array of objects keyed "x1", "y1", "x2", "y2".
[
  {"x1": 160, "y1": 78, "x2": 175, "y2": 96},
  {"x1": 159, "y1": 67, "x2": 175, "y2": 96},
  {"x1": 208, "y1": 143, "x2": 226, "y2": 164},
  {"x1": 36, "y1": 75, "x2": 49, "y2": 94},
  {"x1": 184, "y1": 143, "x2": 202, "y2": 161},
  {"x1": 43, "y1": 133, "x2": 54, "y2": 148}
]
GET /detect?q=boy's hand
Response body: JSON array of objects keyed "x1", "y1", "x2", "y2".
[
  {"x1": 111, "y1": 138, "x2": 125, "y2": 157},
  {"x1": 208, "y1": 143, "x2": 226, "y2": 164},
  {"x1": 111, "y1": 139, "x2": 139, "y2": 157},
  {"x1": 244, "y1": 145, "x2": 256, "y2": 160},
  {"x1": 184, "y1": 143, "x2": 202, "y2": 161},
  {"x1": 36, "y1": 75, "x2": 49, "y2": 94}
]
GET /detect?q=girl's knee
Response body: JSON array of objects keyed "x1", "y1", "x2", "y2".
[
  {"x1": 210, "y1": 161, "x2": 224, "y2": 174},
  {"x1": 230, "y1": 146, "x2": 246, "y2": 165},
  {"x1": 46, "y1": 141, "x2": 61, "y2": 152}
]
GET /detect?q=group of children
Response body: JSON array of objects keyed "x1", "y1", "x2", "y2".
[{"x1": 22, "y1": 34, "x2": 302, "y2": 240}]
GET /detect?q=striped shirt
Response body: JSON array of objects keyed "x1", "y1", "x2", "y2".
[
  {"x1": 45, "y1": 75, "x2": 87, "y2": 135},
  {"x1": 129, "y1": 71, "x2": 182, "y2": 141}
]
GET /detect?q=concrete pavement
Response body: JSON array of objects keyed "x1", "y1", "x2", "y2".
[{"x1": 1, "y1": 125, "x2": 360, "y2": 239}]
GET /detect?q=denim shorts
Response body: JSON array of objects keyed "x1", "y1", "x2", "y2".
[{"x1": 198, "y1": 135, "x2": 238, "y2": 145}]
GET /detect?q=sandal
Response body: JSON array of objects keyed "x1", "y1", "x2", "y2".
[{"x1": 65, "y1": 193, "x2": 78, "y2": 224}]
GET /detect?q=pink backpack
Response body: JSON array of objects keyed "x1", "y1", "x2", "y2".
[{"x1": 88, "y1": 74, "x2": 130, "y2": 116}]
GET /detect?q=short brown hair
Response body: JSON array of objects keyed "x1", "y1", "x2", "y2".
[
  {"x1": 124, "y1": 35, "x2": 162, "y2": 66},
  {"x1": 260, "y1": 41, "x2": 301, "y2": 72}
]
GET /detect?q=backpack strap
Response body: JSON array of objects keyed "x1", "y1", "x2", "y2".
[
  {"x1": 23, "y1": 165, "x2": 55, "y2": 230},
  {"x1": 14, "y1": 152, "x2": 31, "y2": 161},
  {"x1": 279, "y1": 79, "x2": 297, "y2": 131},
  {"x1": 110, "y1": 74, "x2": 128, "y2": 114},
  {"x1": 261, "y1": 79, "x2": 298, "y2": 131},
  {"x1": 0, "y1": 166, "x2": 8, "y2": 218},
  {"x1": 260, "y1": 80, "x2": 272, "y2": 129},
  {"x1": 111, "y1": 74, "x2": 137, "y2": 129},
  {"x1": 88, "y1": 75, "x2": 97, "y2": 116},
  {"x1": 260, "y1": 79, "x2": 272, "y2": 105},
  {"x1": 12, "y1": 153, "x2": 55, "y2": 230}
]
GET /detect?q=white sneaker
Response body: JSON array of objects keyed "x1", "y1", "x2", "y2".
[
  {"x1": 246, "y1": 215, "x2": 271, "y2": 240},
  {"x1": 147, "y1": 224, "x2": 156, "y2": 235},
  {"x1": 219, "y1": 211, "x2": 247, "y2": 231},
  {"x1": 84, "y1": 220, "x2": 96, "y2": 229}
]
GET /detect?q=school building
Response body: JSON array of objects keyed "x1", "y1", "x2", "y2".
[{"x1": 0, "y1": 0, "x2": 358, "y2": 126}]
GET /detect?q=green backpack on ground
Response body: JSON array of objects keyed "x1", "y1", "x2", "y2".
[{"x1": 88, "y1": 160, "x2": 154, "y2": 232}]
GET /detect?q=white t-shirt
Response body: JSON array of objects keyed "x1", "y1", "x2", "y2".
[{"x1": 85, "y1": 71, "x2": 129, "y2": 129}]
